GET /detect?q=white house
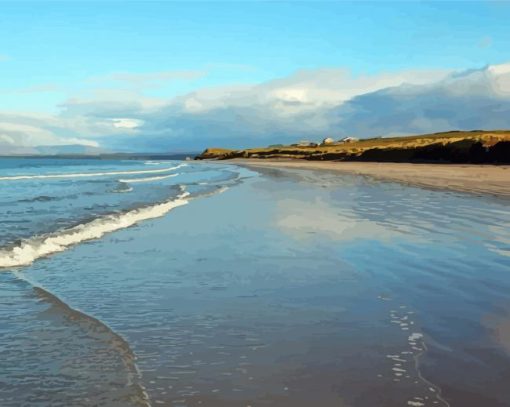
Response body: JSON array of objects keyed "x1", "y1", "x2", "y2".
[
  {"x1": 339, "y1": 136, "x2": 359, "y2": 143},
  {"x1": 321, "y1": 137, "x2": 335, "y2": 145}
]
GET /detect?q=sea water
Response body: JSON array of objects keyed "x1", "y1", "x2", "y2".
[{"x1": 1, "y1": 159, "x2": 510, "y2": 406}]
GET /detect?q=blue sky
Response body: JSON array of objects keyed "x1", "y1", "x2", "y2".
[{"x1": 1, "y1": 1, "x2": 510, "y2": 151}]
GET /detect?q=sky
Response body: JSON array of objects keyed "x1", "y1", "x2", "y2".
[{"x1": 1, "y1": 1, "x2": 510, "y2": 152}]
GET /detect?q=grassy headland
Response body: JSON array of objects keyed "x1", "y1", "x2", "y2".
[{"x1": 196, "y1": 130, "x2": 510, "y2": 163}]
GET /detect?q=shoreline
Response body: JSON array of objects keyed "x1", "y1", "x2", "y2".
[{"x1": 226, "y1": 159, "x2": 510, "y2": 199}]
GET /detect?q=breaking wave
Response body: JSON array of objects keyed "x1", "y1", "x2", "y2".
[
  {"x1": 0, "y1": 163, "x2": 187, "y2": 181},
  {"x1": 0, "y1": 192, "x2": 190, "y2": 268},
  {"x1": 119, "y1": 173, "x2": 179, "y2": 183}
]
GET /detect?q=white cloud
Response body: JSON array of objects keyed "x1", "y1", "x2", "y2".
[
  {"x1": 0, "y1": 109, "x2": 129, "y2": 152},
  {"x1": 488, "y1": 62, "x2": 510, "y2": 75},
  {"x1": 1, "y1": 63, "x2": 510, "y2": 152},
  {"x1": 172, "y1": 68, "x2": 450, "y2": 116},
  {"x1": 261, "y1": 68, "x2": 450, "y2": 105},
  {"x1": 0, "y1": 134, "x2": 16, "y2": 145},
  {"x1": 63, "y1": 138, "x2": 99, "y2": 147},
  {"x1": 0, "y1": 122, "x2": 61, "y2": 146},
  {"x1": 112, "y1": 118, "x2": 144, "y2": 129},
  {"x1": 333, "y1": 63, "x2": 510, "y2": 138},
  {"x1": 0, "y1": 120, "x2": 99, "y2": 153}
]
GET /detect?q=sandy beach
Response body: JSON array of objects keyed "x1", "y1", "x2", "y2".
[{"x1": 230, "y1": 159, "x2": 510, "y2": 199}]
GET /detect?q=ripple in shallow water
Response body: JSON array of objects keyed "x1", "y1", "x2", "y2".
[{"x1": 0, "y1": 273, "x2": 150, "y2": 407}]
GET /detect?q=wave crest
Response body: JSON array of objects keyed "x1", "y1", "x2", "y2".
[
  {"x1": 118, "y1": 173, "x2": 179, "y2": 183},
  {"x1": 0, "y1": 163, "x2": 187, "y2": 181},
  {"x1": 0, "y1": 192, "x2": 190, "y2": 268}
]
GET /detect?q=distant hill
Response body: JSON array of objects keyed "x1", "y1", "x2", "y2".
[
  {"x1": 33, "y1": 144, "x2": 107, "y2": 155},
  {"x1": 0, "y1": 145, "x2": 199, "y2": 160},
  {"x1": 0, "y1": 144, "x2": 106, "y2": 156}
]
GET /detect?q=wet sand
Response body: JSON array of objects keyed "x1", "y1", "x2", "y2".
[{"x1": 230, "y1": 159, "x2": 510, "y2": 198}]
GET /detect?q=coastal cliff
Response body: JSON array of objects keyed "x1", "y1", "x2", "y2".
[{"x1": 196, "y1": 131, "x2": 510, "y2": 164}]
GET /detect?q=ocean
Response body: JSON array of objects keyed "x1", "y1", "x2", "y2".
[{"x1": 1, "y1": 158, "x2": 510, "y2": 407}]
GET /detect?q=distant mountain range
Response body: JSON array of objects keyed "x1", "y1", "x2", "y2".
[
  {"x1": 0, "y1": 144, "x2": 105, "y2": 156},
  {"x1": 0, "y1": 144, "x2": 198, "y2": 160},
  {"x1": 34, "y1": 144, "x2": 107, "y2": 155}
]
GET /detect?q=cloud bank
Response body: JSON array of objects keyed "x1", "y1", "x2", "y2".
[
  {"x1": 334, "y1": 63, "x2": 510, "y2": 137},
  {"x1": 2, "y1": 63, "x2": 510, "y2": 153}
]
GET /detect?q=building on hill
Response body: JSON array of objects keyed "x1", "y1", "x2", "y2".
[
  {"x1": 321, "y1": 137, "x2": 335, "y2": 145},
  {"x1": 339, "y1": 136, "x2": 359, "y2": 143}
]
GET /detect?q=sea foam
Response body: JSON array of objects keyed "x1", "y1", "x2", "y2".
[
  {"x1": 0, "y1": 163, "x2": 186, "y2": 181},
  {"x1": 118, "y1": 173, "x2": 179, "y2": 183},
  {"x1": 0, "y1": 192, "x2": 190, "y2": 268}
]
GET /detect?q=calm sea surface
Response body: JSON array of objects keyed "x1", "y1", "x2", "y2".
[{"x1": 0, "y1": 158, "x2": 509, "y2": 407}]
